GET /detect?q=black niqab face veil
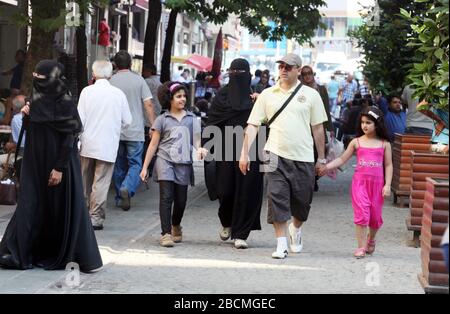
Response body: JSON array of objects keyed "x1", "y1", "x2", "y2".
[
  {"x1": 227, "y1": 58, "x2": 253, "y2": 111},
  {"x1": 30, "y1": 59, "x2": 78, "y2": 127}
]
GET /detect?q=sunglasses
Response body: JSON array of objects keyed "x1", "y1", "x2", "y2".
[
  {"x1": 278, "y1": 63, "x2": 295, "y2": 71},
  {"x1": 301, "y1": 71, "x2": 314, "y2": 76}
]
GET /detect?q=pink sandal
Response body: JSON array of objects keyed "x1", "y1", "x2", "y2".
[
  {"x1": 354, "y1": 247, "x2": 366, "y2": 259},
  {"x1": 366, "y1": 239, "x2": 376, "y2": 255}
]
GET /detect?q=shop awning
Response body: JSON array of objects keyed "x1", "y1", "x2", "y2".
[
  {"x1": 171, "y1": 54, "x2": 213, "y2": 72},
  {"x1": 134, "y1": 0, "x2": 148, "y2": 10},
  {"x1": 0, "y1": 0, "x2": 18, "y2": 5}
]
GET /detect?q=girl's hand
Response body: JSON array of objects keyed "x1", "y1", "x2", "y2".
[
  {"x1": 48, "y1": 169, "x2": 63, "y2": 186},
  {"x1": 383, "y1": 185, "x2": 391, "y2": 197},
  {"x1": 318, "y1": 164, "x2": 328, "y2": 177},
  {"x1": 140, "y1": 169, "x2": 149, "y2": 183}
]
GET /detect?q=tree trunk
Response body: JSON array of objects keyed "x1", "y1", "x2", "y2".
[
  {"x1": 142, "y1": 0, "x2": 162, "y2": 73},
  {"x1": 160, "y1": 9, "x2": 178, "y2": 83},
  {"x1": 76, "y1": 13, "x2": 88, "y2": 96},
  {"x1": 21, "y1": 0, "x2": 66, "y2": 96}
]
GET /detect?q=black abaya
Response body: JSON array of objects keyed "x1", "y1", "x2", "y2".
[
  {"x1": 0, "y1": 121, "x2": 103, "y2": 271},
  {"x1": 0, "y1": 60, "x2": 102, "y2": 272},
  {"x1": 205, "y1": 59, "x2": 264, "y2": 240}
]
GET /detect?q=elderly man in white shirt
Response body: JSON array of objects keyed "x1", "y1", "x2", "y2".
[{"x1": 78, "y1": 60, "x2": 132, "y2": 230}]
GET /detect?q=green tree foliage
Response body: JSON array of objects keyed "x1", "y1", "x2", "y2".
[
  {"x1": 20, "y1": 0, "x2": 67, "y2": 94},
  {"x1": 349, "y1": 0, "x2": 426, "y2": 95},
  {"x1": 159, "y1": 0, "x2": 326, "y2": 82},
  {"x1": 15, "y1": 0, "x2": 108, "y2": 95},
  {"x1": 183, "y1": 0, "x2": 326, "y2": 43},
  {"x1": 401, "y1": 0, "x2": 449, "y2": 110}
]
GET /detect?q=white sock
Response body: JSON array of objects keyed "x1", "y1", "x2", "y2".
[
  {"x1": 276, "y1": 237, "x2": 288, "y2": 252},
  {"x1": 291, "y1": 224, "x2": 301, "y2": 234}
]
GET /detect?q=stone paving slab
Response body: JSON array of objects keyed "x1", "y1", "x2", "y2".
[{"x1": 0, "y1": 161, "x2": 424, "y2": 294}]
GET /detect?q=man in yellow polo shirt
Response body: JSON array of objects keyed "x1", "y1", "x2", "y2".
[{"x1": 239, "y1": 53, "x2": 328, "y2": 259}]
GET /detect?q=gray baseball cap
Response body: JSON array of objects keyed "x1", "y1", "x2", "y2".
[{"x1": 276, "y1": 53, "x2": 302, "y2": 67}]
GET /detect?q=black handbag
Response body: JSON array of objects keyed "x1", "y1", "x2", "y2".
[
  {"x1": 0, "y1": 153, "x2": 17, "y2": 205},
  {"x1": 0, "y1": 115, "x2": 27, "y2": 205}
]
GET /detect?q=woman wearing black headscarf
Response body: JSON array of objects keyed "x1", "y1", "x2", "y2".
[
  {"x1": 0, "y1": 60, "x2": 103, "y2": 272},
  {"x1": 205, "y1": 58, "x2": 263, "y2": 249}
]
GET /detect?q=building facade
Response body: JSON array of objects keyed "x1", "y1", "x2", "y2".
[{"x1": 0, "y1": 0, "x2": 27, "y2": 90}]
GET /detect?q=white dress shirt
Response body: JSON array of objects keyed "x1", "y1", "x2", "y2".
[{"x1": 78, "y1": 79, "x2": 132, "y2": 162}]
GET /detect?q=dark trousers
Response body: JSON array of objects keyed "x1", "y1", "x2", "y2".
[
  {"x1": 405, "y1": 127, "x2": 433, "y2": 136},
  {"x1": 159, "y1": 181, "x2": 188, "y2": 235}
]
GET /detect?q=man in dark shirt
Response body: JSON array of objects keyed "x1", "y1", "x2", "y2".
[{"x1": 1, "y1": 50, "x2": 26, "y2": 95}]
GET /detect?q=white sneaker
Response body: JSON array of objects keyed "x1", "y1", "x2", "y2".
[
  {"x1": 234, "y1": 239, "x2": 248, "y2": 249},
  {"x1": 219, "y1": 227, "x2": 232, "y2": 241},
  {"x1": 288, "y1": 223, "x2": 303, "y2": 253},
  {"x1": 272, "y1": 250, "x2": 288, "y2": 259}
]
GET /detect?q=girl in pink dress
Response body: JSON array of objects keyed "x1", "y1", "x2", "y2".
[{"x1": 319, "y1": 106, "x2": 393, "y2": 258}]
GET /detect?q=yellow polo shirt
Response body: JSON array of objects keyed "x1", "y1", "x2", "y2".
[{"x1": 247, "y1": 81, "x2": 328, "y2": 162}]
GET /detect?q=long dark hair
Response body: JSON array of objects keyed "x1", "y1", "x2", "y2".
[
  {"x1": 356, "y1": 106, "x2": 390, "y2": 141},
  {"x1": 157, "y1": 81, "x2": 188, "y2": 110}
]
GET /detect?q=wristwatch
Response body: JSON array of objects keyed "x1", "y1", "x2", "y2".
[{"x1": 318, "y1": 158, "x2": 327, "y2": 164}]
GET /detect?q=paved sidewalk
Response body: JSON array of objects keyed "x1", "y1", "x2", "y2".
[{"x1": 0, "y1": 160, "x2": 424, "y2": 294}]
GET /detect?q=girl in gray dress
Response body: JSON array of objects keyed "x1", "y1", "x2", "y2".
[{"x1": 140, "y1": 82, "x2": 206, "y2": 247}]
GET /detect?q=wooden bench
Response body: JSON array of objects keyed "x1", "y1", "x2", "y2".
[
  {"x1": 392, "y1": 134, "x2": 431, "y2": 207},
  {"x1": 408, "y1": 152, "x2": 449, "y2": 246},
  {"x1": 418, "y1": 178, "x2": 449, "y2": 294}
]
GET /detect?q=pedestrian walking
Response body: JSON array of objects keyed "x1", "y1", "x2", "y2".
[
  {"x1": 0, "y1": 60, "x2": 102, "y2": 272},
  {"x1": 0, "y1": 49, "x2": 26, "y2": 96},
  {"x1": 239, "y1": 53, "x2": 328, "y2": 259},
  {"x1": 206, "y1": 58, "x2": 264, "y2": 249},
  {"x1": 300, "y1": 65, "x2": 333, "y2": 192},
  {"x1": 402, "y1": 85, "x2": 433, "y2": 136},
  {"x1": 327, "y1": 75, "x2": 340, "y2": 116},
  {"x1": 140, "y1": 82, "x2": 206, "y2": 247},
  {"x1": 110, "y1": 50, "x2": 157, "y2": 211},
  {"x1": 78, "y1": 60, "x2": 132, "y2": 230},
  {"x1": 318, "y1": 106, "x2": 393, "y2": 258},
  {"x1": 338, "y1": 74, "x2": 358, "y2": 105},
  {"x1": 142, "y1": 64, "x2": 163, "y2": 176}
]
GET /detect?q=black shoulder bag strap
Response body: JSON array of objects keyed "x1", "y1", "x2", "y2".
[{"x1": 267, "y1": 83, "x2": 303, "y2": 127}]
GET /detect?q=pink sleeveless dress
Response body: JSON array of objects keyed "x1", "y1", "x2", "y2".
[{"x1": 351, "y1": 139, "x2": 385, "y2": 229}]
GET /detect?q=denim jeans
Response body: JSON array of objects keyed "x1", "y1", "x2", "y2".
[
  {"x1": 114, "y1": 140, "x2": 144, "y2": 201},
  {"x1": 329, "y1": 98, "x2": 337, "y2": 117}
]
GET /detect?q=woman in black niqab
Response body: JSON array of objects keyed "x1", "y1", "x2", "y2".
[
  {"x1": 204, "y1": 58, "x2": 263, "y2": 248},
  {"x1": 0, "y1": 60, "x2": 103, "y2": 272}
]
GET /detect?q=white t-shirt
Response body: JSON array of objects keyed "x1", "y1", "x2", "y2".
[{"x1": 78, "y1": 79, "x2": 132, "y2": 162}]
